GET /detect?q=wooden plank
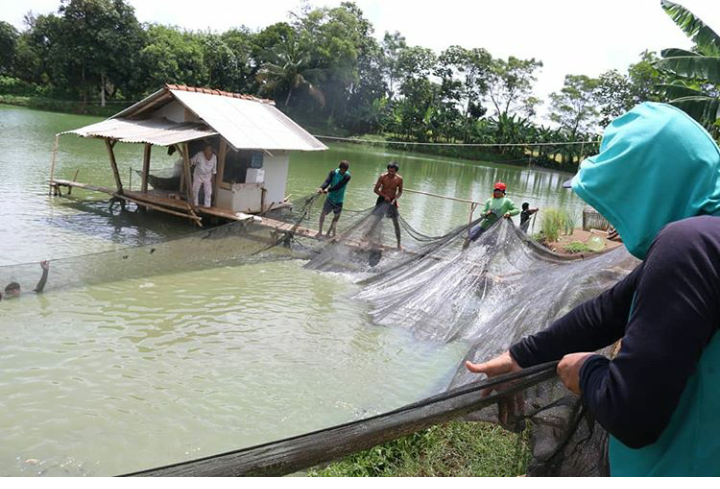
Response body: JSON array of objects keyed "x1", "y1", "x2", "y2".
[
  {"x1": 105, "y1": 138, "x2": 124, "y2": 195},
  {"x1": 141, "y1": 144, "x2": 152, "y2": 193},
  {"x1": 52, "y1": 179, "x2": 116, "y2": 195},
  {"x1": 116, "y1": 194, "x2": 201, "y2": 223}
]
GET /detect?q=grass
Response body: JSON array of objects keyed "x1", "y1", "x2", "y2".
[
  {"x1": 540, "y1": 208, "x2": 574, "y2": 243},
  {"x1": 563, "y1": 241, "x2": 591, "y2": 254},
  {"x1": 308, "y1": 421, "x2": 531, "y2": 477}
]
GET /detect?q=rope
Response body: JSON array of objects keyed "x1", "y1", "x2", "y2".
[
  {"x1": 314, "y1": 135, "x2": 600, "y2": 148},
  {"x1": 122, "y1": 361, "x2": 559, "y2": 477}
]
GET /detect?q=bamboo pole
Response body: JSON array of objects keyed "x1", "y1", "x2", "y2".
[
  {"x1": 141, "y1": 143, "x2": 152, "y2": 193},
  {"x1": 404, "y1": 188, "x2": 481, "y2": 206},
  {"x1": 48, "y1": 135, "x2": 59, "y2": 195},
  {"x1": 104, "y1": 138, "x2": 124, "y2": 195}
]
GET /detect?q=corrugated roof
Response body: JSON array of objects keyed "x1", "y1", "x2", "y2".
[
  {"x1": 169, "y1": 88, "x2": 327, "y2": 152},
  {"x1": 64, "y1": 84, "x2": 327, "y2": 152},
  {"x1": 61, "y1": 118, "x2": 217, "y2": 146}
]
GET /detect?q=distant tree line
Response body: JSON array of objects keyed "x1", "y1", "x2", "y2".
[{"x1": 0, "y1": 0, "x2": 717, "y2": 169}]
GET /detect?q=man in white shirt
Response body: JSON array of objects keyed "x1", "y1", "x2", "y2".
[{"x1": 191, "y1": 143, "x2": 217, "y2": 207}]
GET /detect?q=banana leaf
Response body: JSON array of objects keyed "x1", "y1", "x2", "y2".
[
  {"x1": 655, "y1": 56, "x2": 720, "y2": 85},
  {"x1": 661, "y1": 0, "x2": 720, "y2": 57}
]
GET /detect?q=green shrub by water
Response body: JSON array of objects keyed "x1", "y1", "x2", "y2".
[
  {"x1": 309, "y1": 421, "x2": 530, "y2": 477},
  {"x1": 540, "y1": 208, "x2": 574, "y2": 242}
]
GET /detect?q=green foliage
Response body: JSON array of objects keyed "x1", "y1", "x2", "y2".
[
  {"x1": 541, "y1": 208, "x2": 573, "y2": 243},
  {"x1": 657, "y1": 0, "x2": 720, "y2": 136},
  {"x1": 564, "y1": 241, "x2": 591, "y2": 254},
  {"x1": 0, "y1": 76, "x2": 41, "y2": 96},
  {"x1": 0, "y1": 21, "x2": 19, "y2": 75},
  {"x1": 308, "y1": 421, "x2": 530, "y2": 477}
]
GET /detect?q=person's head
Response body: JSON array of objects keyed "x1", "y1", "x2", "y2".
[
  {"x1": 203, "y1": 143, "x2": 213, "y2": 160},
  {"x1": 565, "y1": 102, "x2": 720, "y2": 259},
  {"x1": 522, "y1": 202, "x2": 529, "y2": 210},
  {"x1": 493, "y1": 182, "x2": 507, "y2": 198},
  {"x1": 338, "y1": 160, "x2": 350, "y2": 174},
  {"x1": 387, "y1": 162, "x2": 399, "y2": 175},
  {"x1": 4, "y1": 282, "x2": 20, "y2": 298}
]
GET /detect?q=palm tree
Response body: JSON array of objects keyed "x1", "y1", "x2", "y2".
[
  {"x1": 655, "y1": 0, "x2": 720, "y2": 137},
  {"x1": 257, "y1": 39, "x2": 325, "y2": 109}
]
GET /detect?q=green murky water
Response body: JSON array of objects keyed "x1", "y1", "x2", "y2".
[{"x1": 0, "y1": 105, "x2": 584, "y2": 476}]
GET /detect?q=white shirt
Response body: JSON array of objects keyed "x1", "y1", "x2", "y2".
[{"x1": 191, "y1": 152, "x2": 217, "y2": 180}]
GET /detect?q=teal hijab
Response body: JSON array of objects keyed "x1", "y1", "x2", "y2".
[
  {"x1": 571, "y1": 102, "x2": 720, "y2": 259},
  {"x1": 571, "y1": 103, "x2": 720, "y2": 476}
]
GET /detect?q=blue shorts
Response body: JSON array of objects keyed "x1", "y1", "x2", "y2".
[{"x1": 322, "y1": 199, "x2": 343, "y2": 215}]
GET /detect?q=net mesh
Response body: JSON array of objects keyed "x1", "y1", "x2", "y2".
[{"x1": 2, "y1": 193, "x2": 638, "y2": 475}]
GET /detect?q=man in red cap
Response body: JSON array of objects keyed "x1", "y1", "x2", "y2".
[{"x1": 468, "y1": 182, "x2": 520, "y2": 241}]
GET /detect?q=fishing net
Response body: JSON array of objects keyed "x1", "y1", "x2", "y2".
[
  {"x1": 303, "y1": 213, "x2": 638, "y2": 476},
  {"x1": 0, "y1": 194, "x2": 328, "y2": 294},
  {"x1": 3, "y1": 191, "x2": 638, "y2": 476}
]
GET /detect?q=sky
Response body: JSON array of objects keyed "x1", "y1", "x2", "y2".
[{"x1": 4, "y1": 0, "x2": 720, "y2": 118}]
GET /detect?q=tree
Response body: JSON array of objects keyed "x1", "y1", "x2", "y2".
[
  {"x1": 655, "y1": 0, "x2": 720, "y2": 136},
  {"x1": 137, "y1": 25, "x2": 208, "y2": 94},
  {"x1": 256, "y1": 34, "x2": 324, "y2": 108},
  {"x1": 549, "y1": 75, "x2": 601, "y2": 161},
  {"x1": 486, "y1": 56, "x2": 543, "y2": 117},
  {"x1": 0, "y1": 21, "x2": 19, "y2": 75},
  {"x1": 55, "y1": 0, "x2": 145, "y2": 104},
  {"x1": 381, "y1": 31, "x2": 407, "y2": 99}
]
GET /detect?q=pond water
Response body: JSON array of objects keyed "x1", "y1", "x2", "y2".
[{"x1": 0, "y1": 104, "x2": 585, "y2": 476}]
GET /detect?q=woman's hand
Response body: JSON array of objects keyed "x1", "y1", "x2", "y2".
[
  {"x1": 557, "y1": 352, "x2": 594, "y2": 395},
  {"x1": 466, "y1": 351, "x2": 524, "y2": 428}
]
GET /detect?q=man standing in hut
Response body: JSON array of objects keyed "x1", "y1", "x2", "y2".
[
  {"x1": 317, "y1": 160, "x2": 351, "y2": 237},
  {"x1": 191, "y1": 143, "x2": 217, "y2": 207},
  {"x1": 372, "y1": 162, "x2": 404, "y2": 250}
]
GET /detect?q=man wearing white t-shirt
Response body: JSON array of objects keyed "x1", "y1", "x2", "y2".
[{"x1": 191, "y1": 143, "x2": 217, "y2": 207}]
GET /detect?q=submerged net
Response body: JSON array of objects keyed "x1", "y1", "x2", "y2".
[
  {"x1": 3, "y1": 192, "x2": 638, "y2": 475},
  {"x1": 303, "y1": 212, "x2": 638, "y2": 476}
]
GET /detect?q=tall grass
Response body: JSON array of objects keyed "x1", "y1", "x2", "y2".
[{"x1": 541, "y1": 208, "x2": 574, "y2": 242}]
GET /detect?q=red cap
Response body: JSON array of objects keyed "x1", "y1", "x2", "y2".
[{"x1": 493, "y1": 182, "x2": 507, "y2": 192}]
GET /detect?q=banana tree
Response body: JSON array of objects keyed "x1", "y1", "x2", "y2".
[{"x1": 655, "y1": 0, "x2": 720, "y2": 136}]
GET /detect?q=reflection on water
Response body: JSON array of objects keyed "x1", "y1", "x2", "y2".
[{"x1": 0, "y1": 105, "x2": 585, "y2": 476}]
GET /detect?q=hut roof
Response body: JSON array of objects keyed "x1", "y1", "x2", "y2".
[{"x1": 63, "y1": 85, "x2": 328, "y2": 152}]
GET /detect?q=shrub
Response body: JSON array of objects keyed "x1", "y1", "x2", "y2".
[{"x1": 540, "y1": 208, "x2": 573, "y2": 243}]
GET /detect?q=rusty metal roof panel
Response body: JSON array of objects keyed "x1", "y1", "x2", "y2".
[
  {"x1": 61, "y1": 118, "x2": 217, "y2": 146},
  {"x1": 169, "y1": 88, "x2": 328, "y2": 152}
]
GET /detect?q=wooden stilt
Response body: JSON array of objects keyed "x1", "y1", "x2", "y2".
[
  {"x1": 105, "y1": 138, "x2": 124, "y2": 195},
  {"x1": 141, "y1": 143, "x2": 152, "y2": 193},
  {"x1": 48, "y1": 135, "x2": 59, "y2": 195},
  {"x1": 216, "y1": 139, "x2": 227, "y2": 206}
]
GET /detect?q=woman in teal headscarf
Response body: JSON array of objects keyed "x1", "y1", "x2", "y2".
[{"x1": 465, "y1": 102, "x2": 720, "y2": 476}]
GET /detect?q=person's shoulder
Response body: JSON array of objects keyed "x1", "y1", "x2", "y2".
[
  {"x1": 397, "y1": 174, "x2": 403, "y2": 180},
  {"x1": 652, "y1": 216, "x2": 720, "y2": 256}
]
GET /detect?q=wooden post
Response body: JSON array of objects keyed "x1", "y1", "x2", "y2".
[
  {"x1": 49, "y1": 135, "x2": 59, "y2": 195},
  {"x1": 141, "y1": 143, "x2": 152, "y2": 193},
  {"x1": 182, "y1": 143, "x2": 195, "y2": 209},
  {"x1": 105, "y1": 138, "x2": 124, "y2": 195},
  {"x1": 215, "y1": 139, "x2": 227, "y2": 207}
]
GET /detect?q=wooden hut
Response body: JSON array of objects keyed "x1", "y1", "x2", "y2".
[{"x1": 49, "y1": 84, "x2": 327, "y2": 226}]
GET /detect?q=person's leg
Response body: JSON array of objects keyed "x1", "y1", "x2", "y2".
[
  {"x1": 468, "y1": 225, "x2": 485, "y2": 241},
  {"x1": 202, "y1": 178, "x2": 213, "y2": 207},
  {"x1": 392, "y1": 215, "x2": 401, "y2": 250},
  {"x1": 318, "y1": 209, "x2": 328, "y2": 235},
  {"x1": 328, "y1": 211, "x2": 341, "y2": 237},
  {"x1": 192, "y1": 177, "x2": 202, "y2": 206}
]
